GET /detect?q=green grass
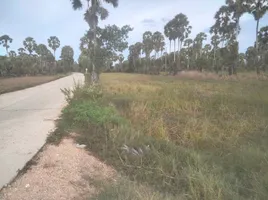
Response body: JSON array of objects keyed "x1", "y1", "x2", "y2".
[{"x1": 52, "y1": 73, "x2": 268, "y2": 200}]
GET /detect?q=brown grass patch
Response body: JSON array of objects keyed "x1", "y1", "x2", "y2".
[{"x1": 0, "y1": 75, "x2": 66, "y2": 94}]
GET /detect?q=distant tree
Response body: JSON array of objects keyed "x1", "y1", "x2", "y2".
[
  {"x1": 164, "y1": 20, "x2": 176, "y2": 56},
  {"x1": 48, "y1": 36, "x2": 60, "y2": 58},
  {"x1": 23, "y1": 37, "x2": 37, "y2": 55},
  {"x1": 210, "y1": 34, "x2": 221, "y2": 72},
  {"x1": 142, "y1": 31, "x2": 154, "y2": 73},
  {"x1": 184, "y1": 38, "x2": 193, "y2": 69},
  {"x1": 9, "y1": 50, "x2": 17, "y2": 58},
  {"x1": 152, "y1": 31, "x2": 165, "y2": 59},
  {"x1": 18, "y1": 48, "x2": 26, "y2": 56},
  {"x1": 60, "y1": 46, "x2": 74, "y2": 72},
  {"x1": 0, "y1": 35, "x2": 13, "y2": 55},
  {"x1": 258, "y1": 26, "x2": 268, "y2": 71},
  {"x1": 173, "y1": 13, "x2": 192, "y2": 64},
  {"x1": 134, "y1": 42, "x2": 143, "y2": 64}
]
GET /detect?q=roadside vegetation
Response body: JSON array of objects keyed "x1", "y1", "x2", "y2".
[{"x1": 49, "y1": 73, "x2": 268, "y2": 200}]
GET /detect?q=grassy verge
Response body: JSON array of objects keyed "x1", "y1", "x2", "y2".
[
  {"x1": 0, "y1": 74, "x2": 68, "y2": 94},
  {"x1": 51, "y1": 73, "x2": 268, "y2": 200}
]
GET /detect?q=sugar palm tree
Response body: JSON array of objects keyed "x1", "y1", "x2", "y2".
[
  {"x1": 184, "y1": 38, "x2": 193, "y2": 69},
  {"x1": 173, "y1": 13, "x2": 192, "y2": 59},
  {"x1": 23, "y1": 37, "x2": 37, "y2": 55},
  {"x1": 246, "y1": 0, "x2": 268, "y2": 51},
  {"x1": 70, "y1": 0, "x2": 118, "y2": 82},
  {"x1": 152, "y1": 31, "x2": 165, "y2": 59},
  {"x1": 164, "y1": 20, "x2": 176, "y2": 55},
  {"x1": 9, "y1": 50, "x2": 16, "y2": 57},
  {"x1": 48, "y1": 36, "x2": 60, "y2": 58},
  {"x1": 18, "y1": 48, "x2": 26, "y2": 56},
  {"x1": 226, "y1": 0, "x2": 248, "y2": 39},
  {"x1": 0, "y1": 35, "x2": 13, "y2": 55},
  {"x1": 134, "y1": 42, "x2": 143, "y2": 64},
  {"x1": 211, "y1": 34, "x2": 221, "y2": 72},
  {"x1": 142, "y1": 31, "x2": 153, "y2": 73}
]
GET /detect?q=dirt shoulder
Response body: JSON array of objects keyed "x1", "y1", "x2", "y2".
[
  {"x1": 0, "y1": 75, "x2": 67, "y2": 94},
  {"x1": 0, "y1": 138, "x2": 115, "y2": 200}
]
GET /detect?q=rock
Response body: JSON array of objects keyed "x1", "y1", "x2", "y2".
[
  {"x1": 76, "y1": 144, "x2": 86, "y2": 149},
  {"x1": 25, "y1": 184, "x2": 30, "y2": 188}
]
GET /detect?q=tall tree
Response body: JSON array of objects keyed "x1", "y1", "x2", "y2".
[
  {"x1": 246, "y1": 0, "x2": 268, "y2": 51},
  {"x1": 172, "y1": 13, "x2": 192, "y2": 72},
  {"x1": 9, "y1": 50, "x2": 16, "y2": 58},
  {"x1": 18, "y1": 48, "x2": 26, "y2": 56},
  {"x1": 48, "y1": 36, "x2": 60, "y2": 58},
  {"x1": 70, "y1": 0, "x2": 118, "y2": 82},
  {"x1": 184, "y1": 38, "x2": 193, "y2": 69},
  {"x1": 258, "y1": 26, "x2": 268, "y2": 71},
  {"x1": 23, "y1": 37, "x2": 37, "y2": 55},
  {"x1": 134, "y1": 42, "x2": 143, "y2": 64},
  {"x1": 142, "y1": 31, "x2": 153, "y2": 73},
  {"x1": 0, "y1": 35, "x2": 13, "y2": 55},
  {"x1": 152, "y1": 31, "x2": 165, "y2": 59},
  {"x1": 164, "y1": 20, "x2": 176, "y2": 55},
  {"x1": 60, "y1": 45, "x2": 74, "y2": 72},
  {"x1": 211, "y1": 34, "x2": 221, "y2": 72}
]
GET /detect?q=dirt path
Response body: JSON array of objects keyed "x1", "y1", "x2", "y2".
[
  {"x1": 0, "y1": 139, "x2": 115, "y2": 200},
  {"x1": 0, "y1": 73, "x2": 84, "y2": 189}
]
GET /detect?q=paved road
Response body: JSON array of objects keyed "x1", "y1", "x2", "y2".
[{"x1": 0, "y1": 73, "x2": 84, "y2": 189}]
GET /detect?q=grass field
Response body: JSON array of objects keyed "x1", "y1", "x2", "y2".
[
  {"x1": 51, "y1": 73, "x2": 268, "y2": 199},
  {"x1": 0, "y1": 74, "x2": 67, "y2": 94}
]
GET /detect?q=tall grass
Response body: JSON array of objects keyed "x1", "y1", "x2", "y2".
[{"x1": 55, "y1": 73, "x2": 268, "y2": 199}]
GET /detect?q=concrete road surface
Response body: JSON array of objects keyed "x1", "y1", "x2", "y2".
[{"x1": 0, "y1": 73, "x2": 84, "y2": 189}]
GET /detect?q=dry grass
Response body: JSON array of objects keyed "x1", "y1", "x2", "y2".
[
  {"x1": 49, "y1": 73, "x2": 268, "y2": 199},
  {"x1": 0, "y1": 75, "x2": 66, "y2": 94}
]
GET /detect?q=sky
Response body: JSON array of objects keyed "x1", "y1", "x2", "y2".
[{"x1": 0, "y1": 0, "x2": 268, "y2": 61}]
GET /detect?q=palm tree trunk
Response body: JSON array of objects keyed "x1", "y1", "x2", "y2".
[
  {"x1": 169, "y1": 40, "x2": 171, "y2": 54},
  {"x1": 213, "y1": 47, "x2": 216, "y2": 73},
  {"x1": 256, "y1": 19, "x2": 260, "y2": 75},
  {"x1": 90, "y1": 0, "x2": 98, "y2": 82},
  {"x1": 173, "y1": 39, "x2": 176, "y2": 62}
]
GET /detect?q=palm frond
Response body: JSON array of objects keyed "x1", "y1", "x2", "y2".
[
  {"x1": 71, "y1": 0, "x2": 83, "y2": 10},
  {"x1": 98, "y1": 7, "x2": 109, "y2": 20},
  {"x1": 103, "y1": 0, "x2": 118, "y2": 7}
]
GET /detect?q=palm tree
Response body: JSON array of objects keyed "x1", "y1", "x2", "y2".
[
  {"x1": 173, "y1": 14, "x2": 192, "y2": 57},
  {"x1": 18, "y1": 48, "x2": 26, "y2": 56},
  {"x1": 164, "y1": 20, "x2": 176, "y2": 55},
  {"x1": 246, "y1": 0, "x2": 268, "y2": 51},
  {"x1": 23, "y1": 37, "x2": 37, "y2": 55},
  {"x1": 9, "y1": 50, "x2": 16, "y2": 58},
  {"x1": 134, "y1": 42, "x2": 143, "y2": 64},
  {"x1": 211, "y1": 34, "x2": 221, "y2": 72},
  {"x1": 118, "y1": 54, "x2": 124, "y2": 71},
  {"x1": 48, "y1": 36, "x2": 60, "y2": 58},
  {"x1": 152, "y1": 31, "x2": 165, "y2": 59},
  {"x1": 70, "y1": 0, "x2": 118, "y2": 82},
  {"x1": 142, "y1": 31, "x2": 153, "y2": 73},
  {"x1": 258, "y1": 25, "x2": 268, "y2": 71},
  {"x1": 184, "y1": 38, "x2": 193, "y2": 69},
  {"x1": 0, "y1": 35, "x2": 13, "y2": 55},
  {"x1": 226, "y1": 0, "x2": 247, "y2": 39},
  {"x1": 194, "y1": 32, "x2": 207, "y2": 59}
]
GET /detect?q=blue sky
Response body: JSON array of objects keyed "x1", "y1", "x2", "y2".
[{"x1": 0, "y1": 0, "x2": 267, "y2": 60}]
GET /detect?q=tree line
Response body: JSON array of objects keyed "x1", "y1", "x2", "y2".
[
  {"x1": 0, "y1": 35, "x2": 76, "y2": 77},
  {"x1": 115, "y1": 0, "x2": 268, "y2": 75}
]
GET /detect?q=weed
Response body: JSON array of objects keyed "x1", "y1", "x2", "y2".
[{"x1": 56, "y1": 73, "x2": 268, "y2": 199}]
